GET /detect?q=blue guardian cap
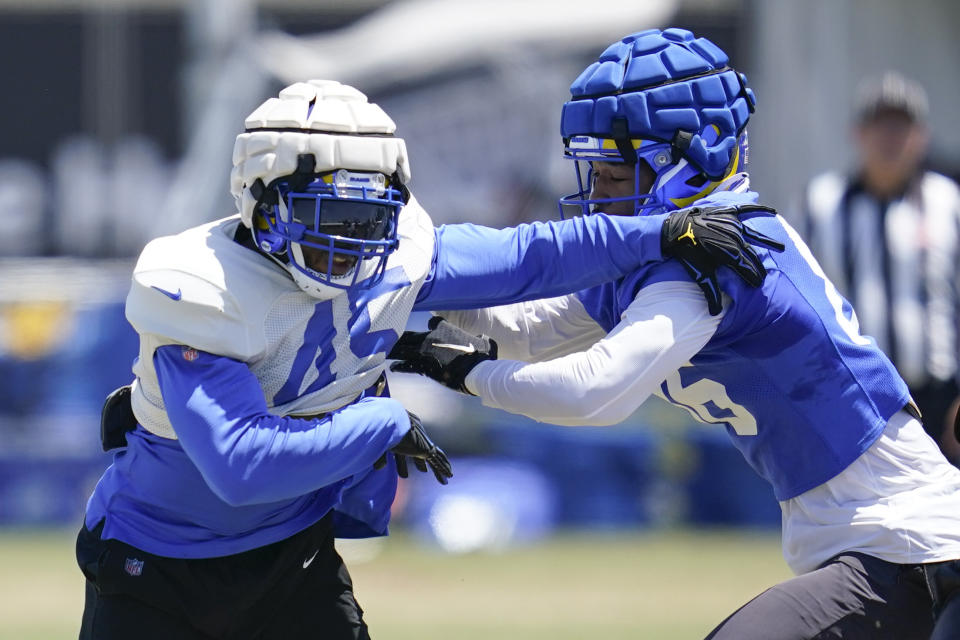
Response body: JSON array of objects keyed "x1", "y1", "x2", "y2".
[{"x1": 559, "y1": 28, "x2": 756, "y2": 217}]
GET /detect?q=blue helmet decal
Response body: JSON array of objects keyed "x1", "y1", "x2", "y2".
[{"x1": 560, "y1": 28, "x2": 755, "y2": 181}]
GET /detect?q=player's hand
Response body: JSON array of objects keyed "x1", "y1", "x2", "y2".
[
  {"x1": 387, "y1": 317, "x2": 498, "y2": 394},
  {"x1": 661, "y1": 203, "x2": 785, "y2": 315},
  {"x1": 373, "y1": 411, "x2": 452, "y2": 484}
]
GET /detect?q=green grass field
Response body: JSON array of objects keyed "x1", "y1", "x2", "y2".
[{"x1": 0, "y1": 527, "x2": 790, "y2": 640}]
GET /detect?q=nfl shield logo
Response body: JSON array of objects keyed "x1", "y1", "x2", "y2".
[
  {"x1": 182, "y1": 347, "x2": 199, "y2": 362},
  {"x1": 124, "y1": 557, "x2": 144, "y2": 577}
]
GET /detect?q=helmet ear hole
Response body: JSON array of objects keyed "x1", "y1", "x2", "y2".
[{"x1": 685, "y1": 173, "x2": 708, "y2": 187}]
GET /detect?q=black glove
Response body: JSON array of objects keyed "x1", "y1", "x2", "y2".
[
  {"x1": 373, "y1": 411, "x2": 453, "y2": 485},
  {"x1": 387, "y1": 316, "x2": 498, "y2": 394},
  {"x1": 661, "y1": 203, "x2": 786, "y2": 315}
]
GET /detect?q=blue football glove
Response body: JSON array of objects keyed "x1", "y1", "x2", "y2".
[{"x1": 661, "y1": 203, "x2": 785, "y2": 315}]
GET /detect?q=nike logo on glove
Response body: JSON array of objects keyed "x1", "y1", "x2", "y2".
[
  {"x1": 303, "y1": 549, "x2": 319, "y2": 569},
  {"x1": 151, "y1": 286, "x2": 182, "y2": 301},
  {"x1": 432, "y1": 343, "x2": 477, "y2": 353}
]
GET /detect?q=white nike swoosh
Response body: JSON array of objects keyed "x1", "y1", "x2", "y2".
[
  {"x1": 303, "y1": 549, "x2": 319, "y2": 569},
  {"x1": 432, "y1": 343, "x2": 477, "y2": 353}
]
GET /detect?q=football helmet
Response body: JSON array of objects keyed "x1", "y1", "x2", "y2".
[
  {"x1": 231, "y1": 80, "x2": 411, "y2": 298},
  {"x1": 558, "y1": 28, "x2": 755, "y2": 218}
]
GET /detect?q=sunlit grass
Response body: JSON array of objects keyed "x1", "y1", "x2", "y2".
[{"x1": 0, "y1": 527, "x2": 789, "y2": 640}]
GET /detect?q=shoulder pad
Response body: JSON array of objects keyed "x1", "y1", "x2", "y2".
[{"x1": 126, "y1": 219, "x2": 284, "y2": 360}]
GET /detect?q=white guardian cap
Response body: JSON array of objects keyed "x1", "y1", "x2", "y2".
[{"x1": 231, "y1": 80, "x2": 411, "y2": 298}]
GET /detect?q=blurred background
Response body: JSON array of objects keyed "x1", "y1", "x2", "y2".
[{"x1": 0, "y1": 0, "x2": 957, "y2": 637}]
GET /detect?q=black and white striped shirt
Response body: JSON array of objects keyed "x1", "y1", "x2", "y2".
[{"x1": 798, "y1": 170, "x2": 960, "y2": 388}]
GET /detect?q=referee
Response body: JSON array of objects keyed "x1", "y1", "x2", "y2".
[{"x1": 796, "y1": 71, "x2": 960, "y2": 463}]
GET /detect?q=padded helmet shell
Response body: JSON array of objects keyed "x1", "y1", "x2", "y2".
[
  {"x1": 230, "y1": 80, "x2": 411, "y2": 299},
  {"x1": 561, "y1": 28, "x2": 754, "y2": 179},
  {"x1": 231, "y1": 80, "x2": 411, "y2": 229},
  {"x1": 559, "y1": 28, "x2": 754, "y2": 216}
]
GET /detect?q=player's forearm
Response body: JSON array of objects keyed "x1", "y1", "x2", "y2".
[
  {"x1": 441, "y1": 295, "x2": 607, "y2": 362},
  {"x1": 464, "y1": 281, "x2": 720, "y2": 425},
  {"x1": 154, "y1": 346, "x2": 408, "y2": 506},
  {"x1": 185, "y1": 400, "x2": 408, "y2": 507},
  {"x1": 413, "y1": 213, "x2": 666, "y2": 311},
  {"x1": 465, "y1": 350, "x2": 653, "y2": 426}
]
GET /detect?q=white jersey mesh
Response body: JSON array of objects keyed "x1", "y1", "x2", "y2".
[{"x1": 256, "y1": 292, "x2": 317, "y2": 399}]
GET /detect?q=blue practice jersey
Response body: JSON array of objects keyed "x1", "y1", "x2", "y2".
[{"x1": 577, "y1": 191, "x2": 912, "y2": 500}]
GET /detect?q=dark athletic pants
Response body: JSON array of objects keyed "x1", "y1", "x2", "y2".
[
  {"x1": 76, "y1": 514, "x2": 370, "y2": 640},
  {"x1": 705, "y1": 552, "x2": 960, "y2": 640}
]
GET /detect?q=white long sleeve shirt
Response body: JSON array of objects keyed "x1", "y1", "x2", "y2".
[{"x1": 460, "y1": 281, "x2": 721, "y2": 425}]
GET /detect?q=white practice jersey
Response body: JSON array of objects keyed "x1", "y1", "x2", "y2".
[{"x1": 125, "y1": 198, "x2": 436, "y2": 439}]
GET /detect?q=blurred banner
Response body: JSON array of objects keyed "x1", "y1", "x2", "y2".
[{"x1": 0, "y1": 259, "x2": 137, "y2": 525}]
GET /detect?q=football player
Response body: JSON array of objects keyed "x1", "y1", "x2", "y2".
[
  {"x1": 390, "y1": 29, "x2": 960, "y2": 639},
  {"x1": 75, "y1": 79, "x2": 777, "y2": 640}
]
